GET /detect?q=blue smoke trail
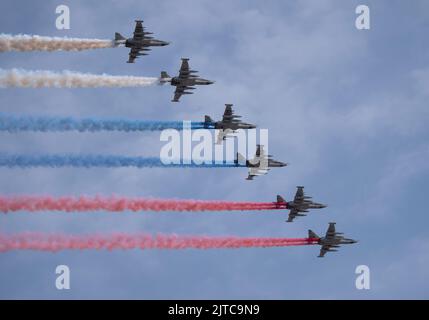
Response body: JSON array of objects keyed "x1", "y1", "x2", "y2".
[
  {"x1": 0, "y1": 114, "x2": 214, "y2": 132},
  {"x1": 0, "y1": 154, "x2": 244, "y2": 168}
]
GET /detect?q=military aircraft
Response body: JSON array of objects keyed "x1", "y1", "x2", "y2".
[
  {"x1": 309, "y1": 223, "x2": 357, "y2": 257},
  {"x1": 235, "y1": 144, "x2": 288, "y2": 180},
  {"x1": 160, "y1": 58, "x2": 215, "y2": 102},
  {"x1": 203, "y1": 104, "x2": 256, "y2": 144},
  {"x1": 114, "y1": 20, "x2": 169, "y2": 63},
  {"x1": 275, "y1": 186, "x2": 327, "y2": 222}
]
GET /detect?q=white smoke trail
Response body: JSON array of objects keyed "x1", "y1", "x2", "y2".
[
  {"x1": 0, "y1": 34, "x2": 114, "y2": 52},
  {"x1": 0, "y1": 69, "x2": 159, "y2": 88}
]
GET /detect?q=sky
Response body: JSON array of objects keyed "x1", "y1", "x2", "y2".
[{"x1": 0, "y1": 0, "x2": 429, "y2": 299}]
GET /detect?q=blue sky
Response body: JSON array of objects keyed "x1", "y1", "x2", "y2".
[{"x1": 1, "y1": 0, "x2": 429, "y2": 299}]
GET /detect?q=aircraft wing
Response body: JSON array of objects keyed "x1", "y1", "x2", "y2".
[
  {"x1": 178, "y1": 59, "x2": 191, "y2": 79},
  {"x1": 286, "y1": 208, "x2": 298, "y2": 222},
  {"x1": 325, "y1": 222, "x2": 337, "y2": 240},
  {"x1": 172, "y1": 86, "x2": 185, "y2": 102},
  {"x1": 216, "y1": 131, "x2": 225, "y2": 144},
  {"x1": 216, "y1": 129, "x2": 233, "y2": 144},
  {"x1": 246, "y1": 169, "x2": 269, "y2": 180},
  {"x1": 256, "y1": 145, "x2": 265, "y2": 157},
  {"x1": 127, "y1": 47, "x2": 139, "y2": 63},
  {"x1": 132, "y1": 20, "x2": 145, "y2": 41},
  {"x1": 247, "y1": 166, "x2": 269, "y2": 179},
  {"x1": 318, "y1": 245, "x2": 329, "y2": 257},
  {"x1": 222, "y1": 104, "x2": 239, "y2": 123},
  {"x1": 246, "y1": 174, "x2": 255, "y2": 180},
  {"x1": 293, "y1": 186, "x2": 305, "y2": 203},
  {"x1": 293, "y1": 187, "x2": 305, "y2": 205},
  {"x1": 259, "y1": 156, "x2": 269, "y2": 169}
]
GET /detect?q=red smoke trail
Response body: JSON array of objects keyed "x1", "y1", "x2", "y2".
[
  {"x1": 0, "y1": 196, "x2": 284, "y2": 213},
  {"x1": 0, "y1": 233, "x2": 319, "y2": 252}
]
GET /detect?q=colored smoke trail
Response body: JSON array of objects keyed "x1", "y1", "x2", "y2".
[
  {"x1": 0, "y1": 233, "x2": 319, "y2": 252},
  {"x1": 0, "y1": 34, "x2": 114, "y2": 52},
  {"x1": 0, "y1": 196, "x2": 281, "y2": 213},
  {"x1": 0, "y1": 69, "x2": 158, "y2": 88},
  {"x1": 0, "y1": 154, "x2": 244, "y2": 168},
  {"x1": 0, "y1": 115, "x2": 210, "y2": 132}
]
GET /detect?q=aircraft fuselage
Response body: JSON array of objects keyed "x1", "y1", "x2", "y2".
[
  {"x1": 170, "y1": 77, "x2": 214, "y2": 87},
  {"x1": 319, "y1": 237, "x2": 357, "y2": 246},
  {"x1": 246, "y1": 159, "x2": 287, "y2": 168},
  {"x1": 213, "y1": 122, "x2": 256, "y2": 130},
  {"x1": 125, "y1": 38, "x2": 169, "y2": 48},
  {"x1": 287, "y1": 201, "x2": 326, "y2": 210}
]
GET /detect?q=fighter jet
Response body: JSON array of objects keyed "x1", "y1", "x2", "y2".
[
  {"x1": 114, "y1": 20, "x2": 169, "y2": 63},
  {"x1": 235, "y1": 144, "x2": 288, "y2": 180},
  {"x1": 160, "y1": 58, "x2": 215, "y2": 102},
  {"x1": 275, "y1": 186, "x2": 327, "y2": 222},
  {"x1": 203, "y1": 104, "x2": 256, "y2": 144},
  {"x1": 309, "y1": 223, "x2": 357, "y2": 257}
]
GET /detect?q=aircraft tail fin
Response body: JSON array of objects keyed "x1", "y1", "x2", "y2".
[
  {"x1": 276, "y1": 195, "x2": 286, "y2": 203},
  {"x1": 204, "y1": 115, "x2": 214, "y2": 123},
  {"x1": 308, "y1": 230, "x2": 319, "y2": 239},
  {"x1": 161, "y1": 71, "x2": 171, "y2": 79},
  {"x1": 160, "y1": 71, "x2": 171, "y2": 84},
  {"x1": 115, "y1": 32, "x2": 126, "y2": 41},
  {"x1": 235, "y1": 152, "x2": 246, "y2": 164}
]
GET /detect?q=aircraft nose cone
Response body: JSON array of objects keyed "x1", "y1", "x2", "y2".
[{"x1": 162, "y1": 42, "x2": 170, "y2": 46}]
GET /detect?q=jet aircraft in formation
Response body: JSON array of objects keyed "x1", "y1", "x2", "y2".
[
  {"x1": 203, "y1": 104, "x2": 256, "y2": 144},
  {"x1": 160, "y1": 58, "x2": 214, "y2": 102},
  {"x1": 114, "y1": 20, "x2": 169, "y2": 63},
  {"x1": 235, "y1": 144, "x2": 287, "y2": 180},
  {"x1": 112, "y1": 20, "x2": 357, "y2": 258},
  {"x1": 309, "y1": 223, "x2": 357, "y2": 257},
  {"x1": 275, "y1": 186, "x2": 327, "y2": 222}
]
